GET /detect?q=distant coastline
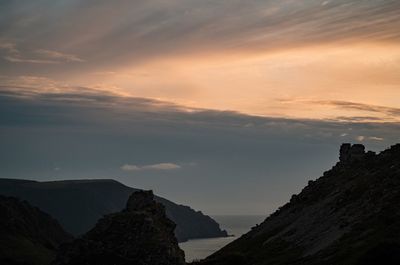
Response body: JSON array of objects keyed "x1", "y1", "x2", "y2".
[{"x1": 180, "y1": 215, "x2": 265, "y2": 262}]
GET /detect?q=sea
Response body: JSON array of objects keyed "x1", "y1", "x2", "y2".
[{"x1": 179, "y1": 215, "x2": 265, "y2": 262}]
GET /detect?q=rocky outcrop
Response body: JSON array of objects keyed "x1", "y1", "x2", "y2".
[
  {"x1": 339, "y1": 143, "x2": 366, "y2": 163},
  {"x1": 0, "y1": 179, "x2": 227, "y2": 241},
  {"x1": 199, "y1": 143, "x2": 400, "y2": 265},
  {"x1": 0, "y1": 196, "x2": 73, "y2": 265},
  {"x1": 53, "y1": 190, "x2": 185, "y2": 265}
]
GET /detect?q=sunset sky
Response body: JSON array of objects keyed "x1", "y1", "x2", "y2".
[{"x1": 1, "y1": 0, "x2": 400, "y2": 214}]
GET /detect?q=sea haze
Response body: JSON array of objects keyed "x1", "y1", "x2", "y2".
[{"x1": 180, "y1": 215, "x2": 265, "y2": 262}]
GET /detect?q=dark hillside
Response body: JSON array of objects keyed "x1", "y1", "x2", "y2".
[
  {"x1": 0, "y1": 195, "x2": 73, "y2": 265},
  {"x1": 200, "y1": 144, "x2": 400, "y2": 265}
]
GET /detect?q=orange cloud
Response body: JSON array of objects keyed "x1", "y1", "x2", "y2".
[{"x1": 67, "y1": 42, "x2": 399, "y2": 122}]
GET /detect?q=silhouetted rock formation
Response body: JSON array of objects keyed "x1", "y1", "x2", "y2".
[
  {"x1": 53, "y1": 190, "x2": 185, "y2": 265},
  {"x1": 0, "y1": 196, "x2": 73, "y2": 265},
  {"x1": 339, "y1": 143, "x2": 366, "y2": 163},
  {"x1": 0, "y1": 179, "x2": 227, "y2": 242},
  {"x1": 199, "y1": 143, "x2": 400, "y2": 265}
]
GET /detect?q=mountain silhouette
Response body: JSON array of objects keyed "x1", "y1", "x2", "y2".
[{"x1": 0, "y1": 179, "x2": 227, "y2": 242}]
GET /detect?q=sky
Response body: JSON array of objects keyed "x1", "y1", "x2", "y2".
[{"x1": 0, "y1": 0, "x2": 400, "y2": 215}]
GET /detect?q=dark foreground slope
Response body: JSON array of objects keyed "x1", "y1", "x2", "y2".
[
  {"x1": 200, "y1": 144, "x2": 400, "y2": 265},
  {"x1": 53, "y1": 190, "x2": 185, "y2": 265},
  {"x1": 0, "y1": 196, "x2": 73, "y2": 265},
  {"x1": 0, "y1": 179, "x2": 227, "y2": 242}
]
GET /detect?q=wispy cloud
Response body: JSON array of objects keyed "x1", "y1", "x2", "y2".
[
  {"x1": 278, "y1": 98, "x2": 400, "y2": 122},
  {"x1": 334, "y1": 116, "x2": 385, "y2": 122},
  {"x1": 369, "y1": 136, "x2": 384, "y2": 141},
  {"x1": 313, "y1": 100, "x2": 400, "y2": 117},
  {"x1": 35, "y1": 49, "x2": 85, "y2": 63},
  {"x1": 0, "y1": 40, "x2": 84, "y2": 64},
  {"x1": 1, "y1": 1, "x2": 400, "y2": 66},
  {"x1": 355, "y1": 135, "x2": 385, "y2": 142},
  {"x1": 356, "y1": 136, "x2": 365, "y2": 142},
  {"x1": 0, "y1": 41, "x2": 19, "y2": 55},
  {"x1": 121, "y1": 163, "x2": 181, "y2": 172},
  {"x1": 4, "y1": 56, "x2": 60, "y2": 64}
]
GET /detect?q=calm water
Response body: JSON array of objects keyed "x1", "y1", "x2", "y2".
[{"x1": 179, "y1": 215, "x2": 265, "y2": 262}]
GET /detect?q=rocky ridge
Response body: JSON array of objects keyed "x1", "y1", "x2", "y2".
[{"x1": 199, "y1": 143, "x2": 400, "y2": 265}]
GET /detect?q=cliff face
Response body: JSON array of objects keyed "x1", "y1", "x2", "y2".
[
  {"x1": 0, "y1": 196, "x2": 73, "y2": 265},
  {"x1": 200, "y1": 143, "x2": 400, "y2": 265},
  {"x1": 53, "y1": 190, "x2": 185, "y2": 265},
  {"x1": 0, "y1": 179, "x2": 227, "y2": 242}
]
